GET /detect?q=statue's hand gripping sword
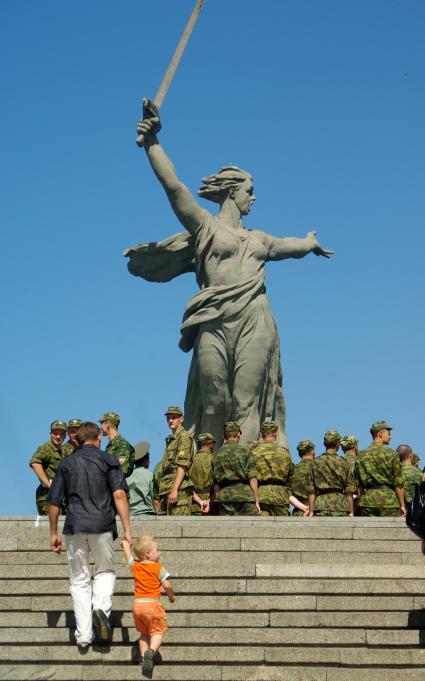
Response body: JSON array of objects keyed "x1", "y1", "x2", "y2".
[{"x1": 136, "y1": 0, "x2": 205, "y2": 147}]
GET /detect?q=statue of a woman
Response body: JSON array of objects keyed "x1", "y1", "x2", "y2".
[{"x1": 124, "y1": 101, "x2": 333, "y2": 446}]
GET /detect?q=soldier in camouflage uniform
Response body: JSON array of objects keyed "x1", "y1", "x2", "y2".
[
  {"x1": 211, "y1": 421, "x2": 260, "y2": 516},
  {"x1": 158, "y1": 406, "x2": 194, "y2": 515},
  {"x1": 29, "y1": 420, "x2": 69, "y2": 515},
  {"x1": 99, "y1": 412, "x2": 135, "y2": 477},
  {"x1": 63, "y1": 418, "x2": 83, "y2": 455},
  {"x1": 291, "y1": 440, "x2": 315, "y2": 516},
  {"x1": 251, "y1": 420, "x2": 294, "y2": 516},
  {"x1": 307, "y1": 430, "x2": 355, "y2": 516},
  {"x1": 190, "y1": 433, "x2": 214, "y2": 515},
  {"x1": 341, "y1": 434, "x2": 360, "y2": 514},
  {"x1": 397, "y1": 444, "x2": 422, "y2": 511},
  {"x1": 355, "y1": 420, "x2": 406, "y2": 517}
]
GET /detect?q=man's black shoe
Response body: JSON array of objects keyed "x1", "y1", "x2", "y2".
[{"x1": 92, "y1": 609, "x2": 111, "y2": 643}]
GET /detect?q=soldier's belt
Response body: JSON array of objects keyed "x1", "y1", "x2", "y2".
[
  {"x1": 317, "y1": 488, "x2": 343, "y2": 495},
  {"x1": 258, "y1": 480, "x2": 290, "y2": 487},
  {"x1": 219, "y1": 479, "x2": 248, "y2": 489},
  {"x1": 194, "y1": 487, "x2": 211, "y2": 494},
  {"x1": 363, "y1": 484, "x2": 392, "y2": 490}
]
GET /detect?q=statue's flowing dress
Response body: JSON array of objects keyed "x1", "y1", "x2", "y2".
[{"x1": 125, "y1": 209, "x2": 286, "y2": 446}]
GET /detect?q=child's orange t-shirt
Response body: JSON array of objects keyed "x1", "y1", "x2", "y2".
[{"x1": 129, "y1": 559, "x2": 170, "y2": 601}]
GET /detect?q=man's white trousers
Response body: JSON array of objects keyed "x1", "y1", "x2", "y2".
[{"x1": 65, "y1": 532, "x2": 116, "y2": 645}]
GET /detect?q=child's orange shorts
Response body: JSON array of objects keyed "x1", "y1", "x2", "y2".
[{"x1": 133, "y1": 601, "x2": 168, "y2": 635}]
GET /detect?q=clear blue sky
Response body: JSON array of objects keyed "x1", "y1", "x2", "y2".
[{"x1": 1, "y1": 0, "x2": 424, "y2": 514}]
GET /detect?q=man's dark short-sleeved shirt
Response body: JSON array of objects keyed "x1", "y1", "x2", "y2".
[{"x1": 48, "y1": 444, "x2": 128, "y2": 538}]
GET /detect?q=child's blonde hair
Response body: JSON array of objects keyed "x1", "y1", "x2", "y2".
[{"x1": 133, "y1": 535, "x2": 158, "y2": 560}]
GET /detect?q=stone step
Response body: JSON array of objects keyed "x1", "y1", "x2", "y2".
[
  {"x1": 2, "y1": 593, "x2": 425, "y2": 612},
  {"x1": 0, "y1": 626, "x2": 422, "y2": 646},
  {"x1": 0, "y1": 562, "x2": 424, "y2": 579},
  {"x1": 2, "y1": 644, "x2": 425, "y2": 665},
  {"x1": 2, "y1": 665, "x2": 425, "y2": 681},
  {"x1": 2, "y1": 576, "x2": 425, "y2": 595}
]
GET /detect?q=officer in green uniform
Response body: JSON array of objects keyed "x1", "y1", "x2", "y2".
[
  {"x1": 397, "y1": 444, "x2": 422, "y2": 511},
  {"x1": 307, "y1": 430, "x2": 355, "y2": 516},
  {"x1": 99, "y1": 411, "x2": 135, "y2": 477},
  {"x1": 63, "y1": 418, "x2": 83, "y2": 455},
  {"x1": 211, "y1": 421, "x2": 260, "y2": 516},
  {"x1": 291, "y1": 440, "x2": 315, "y2": 516},
  {"x1": 29, "y1": 420, "x2": 69, "y2": 515},
  {"x1": 158, "y1": 406, "x2": 194, "y2": 515},
  {"x1": 355, "y1": 420, "x2": 406, "y2": 517},
  {"x1": 190, "y1": 433, "x2": 214, "y2": 515},
  {"x1": 251, "y1": 420, "x2": 293, "y2": 516}
]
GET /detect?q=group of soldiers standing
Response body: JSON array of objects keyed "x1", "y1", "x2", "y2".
[{"x1": 30, "y1": 409, "x2": 422, "y2": 518}]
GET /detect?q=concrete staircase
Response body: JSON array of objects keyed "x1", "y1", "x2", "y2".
[{"x1": 1, "y1": 516, "x2": 425, "y2": 680}]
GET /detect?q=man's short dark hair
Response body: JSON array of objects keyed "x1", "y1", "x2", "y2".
[
  {"x1": 397, "y1": 444, "x2": 412, "y2": 462},
  {"x1": 76, "y1": 422, "x2": 100, "y2": 446}
]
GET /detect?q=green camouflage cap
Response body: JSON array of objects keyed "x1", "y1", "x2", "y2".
[
  {"x1": 324, "y1": 430, "x2": 341, "y2": 446},
  {"x1": 197, "y1": 432, "x2": 215, "y2": 446},
  {"x1": 412, "y1": 453, "x2": 420, "y2": 466},
  {"x1": 164, "y1": 406, "x2": 183, "y2": 416},
  {"x1": 370, "y1": 420, "x2": 392, "y2": 435},
  {"x1": 50, "y1": 420, "x2": 67, "y2": 432},
  {"x1": 340, "y1": 434, "x2": 358, "y2": 450},
  {"x1": 99, "y1": 411, "x2": 120, "y2": 427},
  {"x1": 297, "y1": 439, "x2": 315, "y2": 455},
  {"x1": 224, "y1": 421, "x2": 241, "y2": 435},
  {"x1": 261, "y1": 420, "x2": 278, "y2": 434},
  {"x1": 67, "y1": 418, "x2": 82, "y2": 429},
  {"x1": 134, "y1": 441, "x2": 150, "y2": 462}
]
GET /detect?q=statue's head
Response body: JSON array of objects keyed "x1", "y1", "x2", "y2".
[{"x1": 198, "y1": 166, "x2": 253, "y2": 206}]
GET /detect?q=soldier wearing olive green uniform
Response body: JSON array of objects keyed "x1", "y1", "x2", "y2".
[
  {"x1": 99, "y1": 411, "x2": 135, "y2": 477},
  {"x1": 397, "y1": 444, "x2": 422, "y2": 509},
  {"x1": 341, "y1": 434, "x2": 360, "y2": 514},
  {"x1": 29, "y1": 420, "x2": 69, "y2": 515},
  {"x1": 356, "y1": 420, "x2": 406, "y2": 517},
  {"x1": 159, "y1": 406, "x2": 194, "y2": 515},
  {"x1": 63, "y1": 418, "x2": 83, "y2": 456},
  {"x1": 291, "y1": 440, "x2": 315, "y2": 516},
  {"x1": 307, "y1": 430, "x2": 355, "y2": 516},
  {"x1": 251, "y1": 420, "x2": 293, "y2": 516},
  {"x1": 211, "y1": 422, "x2": 260, "y2": 516},
  {"x1": 190, "y1": 433, "x2": 214, "y2": 515}
]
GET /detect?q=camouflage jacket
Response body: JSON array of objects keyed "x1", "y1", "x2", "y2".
[
  {"x1": 62, "y1": 441, "x2": 76, "y2": 456},
  {"x1": 105, "y1": 433, "x2": 135, "y2": 477},
  {"x1": 159, "y1": 426, "x2": 194, "y2": 497},
  {"x1": 355, "y1": 443, "x2": 403, "y2": 510},
  {"x1": 29, "y1": 440, "x2": 69, "y2": 503},
  {"x1": 342, "y1": 451, "x2": 357, "y2": 479},
  {"x1": 251, "y1": 441, "x2": 293, "y2": 505},
  {"x1": 213, "y1": 441, "x2": 258, "y2": 503},
  {"x1": 291, "y1": 460, "x2": 313, "y2": 502},
  {"x1": 190, "y1": 449, "x2": 213, "y2": 494},
  {"x1": 306, "y1": 452, "x2": 355, "y2": 514},
  {"x1": 401, "y1": 463, "x2": 422, "y2": 504}
]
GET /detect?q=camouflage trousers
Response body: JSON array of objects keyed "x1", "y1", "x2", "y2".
[
  {"x1": 260, "y1": 504, "x2": 290, "y2": 516},
  {"x1": 36, "y1": 490, "x2": 65, "y2": 516},
  {"x1": 359, "y1": 506, "x2": 400, "y2": 517},
  {"x1": 218, "y1": 501, "x2": 257, "y2": 516},
  {"x1": 159, "y1": 490, "x2": 192, "y2": 516}
]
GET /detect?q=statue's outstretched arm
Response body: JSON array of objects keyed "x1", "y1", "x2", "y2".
[
  {"x1": 267, "y1": 230, "x2": 334, "y2": 261},
  {"x1": 137, "y1": 104, "x2": 204, "y2": 235}
]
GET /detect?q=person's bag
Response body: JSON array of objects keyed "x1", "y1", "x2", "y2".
[{"x1": 406, "y1": 480, "x2": 425, "y2": 539}]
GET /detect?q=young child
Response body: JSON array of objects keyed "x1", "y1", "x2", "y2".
[{"x1": 121, "y1": 536, "x2": 175, "y2": 674}]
